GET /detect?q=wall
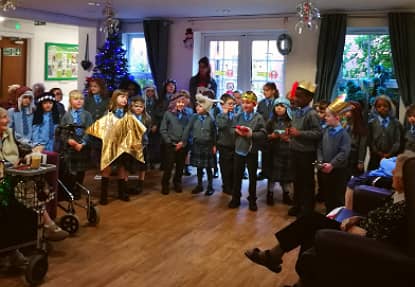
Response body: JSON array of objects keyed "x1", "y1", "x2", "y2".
[
  {"x1": 167, "y1": 17, "x2": 319, "y2": 94},
  {"x1": 0, "y1": 18, "x2": 97, "y2": 108}
]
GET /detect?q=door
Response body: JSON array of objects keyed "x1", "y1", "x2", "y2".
[{"x1": 0, "y1": 37, "x2": 27, "y2": 107}]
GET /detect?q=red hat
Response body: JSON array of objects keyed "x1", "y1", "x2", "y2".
[{"x1": 15, "y1": 86, "x2": 33, "y2": 99}]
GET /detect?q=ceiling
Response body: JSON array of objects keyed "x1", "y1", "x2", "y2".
[{"x1": 10, "y1": 0, "x2": 415, "y2": 20}]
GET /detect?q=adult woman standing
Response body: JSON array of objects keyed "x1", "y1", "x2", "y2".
[{"x1": 189, "y1": 57, "x2": 217, "y2": 110}]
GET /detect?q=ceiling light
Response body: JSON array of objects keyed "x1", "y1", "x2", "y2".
[
  {"x1": 295, "y1": 0, "x2": 320, "y2": 34},
  {"x1": 88, "y1": 2, "x2": 101, "y2": 7},
  {"x1": 99, "y1": 0, "x2": 119, "y2": 35},
  {"x1": 0, "y1": 0, "x2": 16, "y2": 12}
]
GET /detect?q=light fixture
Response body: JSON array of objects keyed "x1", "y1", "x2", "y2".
[
  {"x1": 99, "y1": 0, "x2": 119, "y2": 35},
  {"x1": 0, "y1": 0, "x2": 16, "y2": 12},
  {"x1": 295, "y1": 0, "x2": 320, "y2": 34}
]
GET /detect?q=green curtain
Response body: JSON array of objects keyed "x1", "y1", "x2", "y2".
[
  {"x1": 388, "y1": 13, "x2": 415, "y2": 106},
  {"x1": 314, "y1": 14, "x2": 347, "y2": 101}
]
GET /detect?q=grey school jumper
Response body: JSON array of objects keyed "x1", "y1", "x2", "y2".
[
  {"x1": 317, "y1": 127, "x2": 351, "y2": 169},
  {"x1": 233, "y1": 112, "x2": 266, "y2": 155},
  {"x1": 160, "y1": 111, "x2": 190, "y2": 145},
  {"x1": 216, "y1": 113, "x2": 235, "y2": 148},
  {"x1": 290, "y1": 107, "x2": 322, "y2": 152}
]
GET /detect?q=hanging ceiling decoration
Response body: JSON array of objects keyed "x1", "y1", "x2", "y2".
[
  {"x1": 99, "y1": 0, "x2": 119, "y2": 34},
  {"x1": 0, "y1": 0, "x2": 16, "y2": 12},
  {"x1": 295, "y1": 0, "x2": 321, "y2": 34}
]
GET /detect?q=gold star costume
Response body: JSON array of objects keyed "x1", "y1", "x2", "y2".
[{"x1": 86, "y1": 112, "x2": 147, "y2": 170}]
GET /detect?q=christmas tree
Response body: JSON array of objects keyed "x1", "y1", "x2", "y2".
[{"x1": 87, "y1": 31, "x2": 130, "y2": 93}]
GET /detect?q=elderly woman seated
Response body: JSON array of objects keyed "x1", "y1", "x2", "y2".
[
  {"x1": 244, "y1": 150, "x2": 414, "y2": 287},
  {"x1": 0, "y1": 108, "x2": 68, "y2": 267}
]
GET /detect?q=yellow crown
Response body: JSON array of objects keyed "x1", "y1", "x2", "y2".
[
  {"x1": 241, "y1": 91, "x2": 257, "y2": 103},
  {"x1": 297, "y1": 81, "x2": 317, "y2": 94},
  {"x1": 328, "y1": 98, "x2": 351, "y2": 115}
]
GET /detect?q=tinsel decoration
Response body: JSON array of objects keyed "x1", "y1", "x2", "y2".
[{"x1": 0, "y1": 177, "x2": 12, "y2": 207}]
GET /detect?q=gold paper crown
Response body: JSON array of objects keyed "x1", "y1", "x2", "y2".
[
  {"x1": 297, "y1": 81, "x2": 317, "y2": 94},
  {"x1": 241, "y1": 91, "x2": 257, "y2": 103},
  {"x1": 327, "y1": 98, "x2": 351, "y2": 115}
]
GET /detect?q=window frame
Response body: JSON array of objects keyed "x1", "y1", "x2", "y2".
[{"x1": 201, "y1": 31, "x2": 286, "y2": 96}]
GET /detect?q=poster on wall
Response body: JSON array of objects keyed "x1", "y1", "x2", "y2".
[{"x1": 45, "y1": 42, "x2": 78, "y2": 81}]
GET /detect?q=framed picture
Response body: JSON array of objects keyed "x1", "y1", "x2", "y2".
[{"x1": 45, "y1": 42, "x2": 79, "y2": 81}]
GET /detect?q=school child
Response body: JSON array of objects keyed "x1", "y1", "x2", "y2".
[
  {"x1": 160, "y1": 91, "x2": 192, "y2": 194},
  {"x1": 264, "y1": 97, "x2": 294, "y2": 206},
  {"x1": 233, "y1": 90, "x2": 242, "y2": 115},
  {"x1": 216, "y1": 93, "x2": 236, "y2": 195},
  {"x1": 182, "y1": 94, "x2": 217, "y2": 196},
  {"x1": 287, "y1": 81, "x2": 322, "y2": 217},
  {"x1": 367, "y1": 95, "x2": 402, "y2": 170},
  {"x1": 59, "y1": 90, "x2": 93, "y2": 199},
  {"x1": 343, "y1": 101, "x2": 368, "y2": 177},
  {"x1": 7, "y1": 86, "x2": 35, "y2": 146},
  {"x1": 404, "y1": 104, "x2": 415, "y2": 152},
  {"x1": 314, "y1": 100, "x2": 329, "y2": 129},
  {"x1": 257, "y1": 82, "x2": 279, "y2": 180},
  {"x1": 129, "y1": 96, "x2": 152, "y2": 194},
  {"x1": 313, "y1": 100, "x2": 330, "y2": 202},
  {"x1": 91, "y1": 90, "x2": 132, "y2": 204},
  {"x1": 50, "y1": 87, "x2": 66, "y2": 117},
  {"x1": 84, "y1": 78, "x2": 110, "y2": 168},
  {"x1": 32, "y1": 92, "x2": 60, "y2": 152},
  {"x1": 228, "y1": 91, "x2": 267, "y2": 211},
  {"x1": 317, "y1": 99, "x2": 351, "y2": 212},
  {"x1": 162, "y1": 79, "x2": 177, "y2": 103},
  {"x1": 142, "y1": 86, "x2": 160, "y2": 169}
]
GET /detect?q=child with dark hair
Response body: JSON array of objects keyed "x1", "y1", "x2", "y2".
[
  {"x1": 257, "y1": 82, "x2": 279, "y2": 181},
  {"x1": 343, "y1": 101, "x2": 368, "y2": 176},
  {"x1": 216, "y1": 93, "x2": 236, "y2": 195},
  {"x1": 119, "y1": 79, "x2": 142, "y2": 97},
  {"x1": 287, "y1": 81, "x2": 322, "y2": 217},
  {"x1": 228, "y1": 91, "x2": 267, "y2": 211},
  {"x1": 314, "y1": 100, "x2": 329, "y2": 129},
  {"x1": 32, "y1": 92, "x2": 60, "y2": 151},
  {"x1": 84, "y1": 78, "x2": 110, "y2": 168},
  {"x1": 367, "y1": 95, "x2": 402, "y2": 170},
  {"x1": 189, "y1": 57, "x2": 218, "y2": 110},
  {"x1": 233, "y1": 90, "x2": 242, "y2": 115},
  {"x1": 163, "y1": 79, "x2": 177, "y2": 103},
  {"x1": 129, "y1": 96, "x2": 151, "y2": 194},
  {"x1": 143, "y1": 86, "x2": 160, "y2": 168},
  {"x1": 404, "y1": 104, "x2": 415, "y2": 152},
  {"x1": 160, "y1": 92, "x2": 192, "y2": 194},
  {"x1": 49, "y1": 88, "x2": 66, "y2": 117},
  {"x1": 264, "y1": 97, "x2": 294, "y2": 205}
]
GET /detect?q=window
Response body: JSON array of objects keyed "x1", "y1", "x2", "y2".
[
  {"x1": 334, "y1": 31, "x2": 398, "y2": 107},
  {"x1": 203, "y1": 33, "x2": 286, "y2": 99},
  {"x1": 124, "y1": 33, "x2": 153, "y2": 89}
]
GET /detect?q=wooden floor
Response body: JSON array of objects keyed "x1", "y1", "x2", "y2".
[{"x1": 1, "y1": 168, "x2": 299, "y2": 287}]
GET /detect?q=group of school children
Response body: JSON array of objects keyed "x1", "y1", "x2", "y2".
[{"x1": 5, "y1": 78, "x2": 415, "y2": 217}]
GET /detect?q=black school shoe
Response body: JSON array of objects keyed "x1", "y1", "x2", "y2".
[
  {"x1": 205, "y1": 186, "x2": 215, "y2": 196},
  {"x1": 192, "y1": 185, "x2": 203, "y2": 194},
  {"x1": 228, "y1": 198, "x2": 241, "y2": 208},
  {"x1": 249, "y1": 201, "x2": 258, "y2": 211},
  {"x1": 161, "y1": 186, "x2": 169, "y2": 195}
]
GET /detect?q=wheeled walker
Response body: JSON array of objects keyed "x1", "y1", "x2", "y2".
[
  {"x1": 55, "y1": 124, "x2": 100, "y2": 235},
  {"x1": 0, "y1": 162, "x2": 56, "y2": 285}
]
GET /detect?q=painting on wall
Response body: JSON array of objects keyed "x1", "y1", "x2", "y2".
[{"x1": 45, "y1": 42, "x2": 78, "y2": 81}]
